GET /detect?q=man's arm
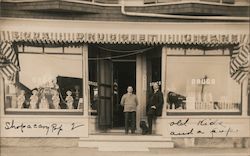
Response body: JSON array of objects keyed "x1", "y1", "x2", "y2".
[
  {"x1": 120, "y1": 94, "x2": 125, "y2": 106},
  {"x1": 135, "y1": 95, "x2": 138, "y2": 106},
  {"x1": 156, "y1": 92, "x2": 164, "y2": 108}
]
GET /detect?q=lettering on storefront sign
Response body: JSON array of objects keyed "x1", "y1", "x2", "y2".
[
  {"x1": 1, "y1": 31, "x2": 247, "y2": 44},
  {"x1": 167, "y1": 118, "x2": 249, "y2": 137},
  {"x1": 191, "y1": 78, "x2": 215, "y2": 85}
]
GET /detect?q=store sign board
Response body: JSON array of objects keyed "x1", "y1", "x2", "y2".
[
  {"x1": 0, "y1": 31, "x2": 248, "y2": 45},
  {"x1": 165, "y1": 118, "x2": 250, "y2": 137},
  {"x1": 1, "y1": 117, "x2": 88, "y2": 137}
]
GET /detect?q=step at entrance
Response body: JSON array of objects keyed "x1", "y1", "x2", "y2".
[{"x1": 78, "y1": 134, "x2": 174, "y2": 151}]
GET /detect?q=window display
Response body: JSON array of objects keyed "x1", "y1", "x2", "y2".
[
  {"x1": 166, "y1": 54, "x2": 242, "y2": 114},
  {"x1": 3, "y1": 46, "x2": 84, "y2": 115}
]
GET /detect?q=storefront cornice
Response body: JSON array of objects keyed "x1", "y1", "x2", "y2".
[
  {"x1": 0, "y1": 30, "x2": 248, "y2": 46},
  {"x1": 0, "y1": 18, "x2": 248, "y2": 45}
]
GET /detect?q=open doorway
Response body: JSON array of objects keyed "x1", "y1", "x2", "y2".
[
  {"x1": 113, "y1": 61, "x2": 136, "y2": 128},
  {"x1": 88, "y1": 44, "x2": 152, "y2": 131}
]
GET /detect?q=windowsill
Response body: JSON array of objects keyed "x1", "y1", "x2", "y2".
[
  {"x1": 166, "y1": 109, "x2": 241, "y2": 116},
  {"x1": 167, "y1": 109, "x2": 240, "y2": 112},
  {"x1": 5, "y1": 108, "x2": 83, "y2": 115}
]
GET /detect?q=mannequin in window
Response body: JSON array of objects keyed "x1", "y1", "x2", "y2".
[
  {"x1": 65, "y1": 90, "x2": 74, "y2": 109},
  {"x1": 30, "y1": 90, "x2": 39, "y2": 109},
  {"x1": 52, "y1": 90, "x2": 60, "y2": 109},
  {"x1": 39, "y1": 94, "x2": 49, "y2": 109}
]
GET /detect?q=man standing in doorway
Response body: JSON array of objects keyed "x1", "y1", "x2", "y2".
[
  {"x1": 147, "y1": 83, "x2": 164, "y2": 134},
  {"x1": 120, "y1": 86, "x2": 138, "y2": 134}
]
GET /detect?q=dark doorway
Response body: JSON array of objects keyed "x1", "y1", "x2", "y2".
[{"x1": 113, "y1": 61, "x2": 136, "y2": 128}]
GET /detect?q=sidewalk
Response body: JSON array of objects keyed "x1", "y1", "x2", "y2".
[{"x1": 1, "y1": 147, "x2": 249, "y2": 156}]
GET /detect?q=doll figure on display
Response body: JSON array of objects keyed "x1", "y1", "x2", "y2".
[
  {"x1": 29, "y1": 90, "x2": 39, "y2": 109},
  {"x1": 17, "y1": 90, "x2": 25, "y2": 109},
  {"x1": 52, "y1": 91, "x2": 60, "y2": 109},
  {"x1": 39, "y1": 94, "x2": 49, "y2": 109},
  {"x1": 65, "y1": 90, "x2": 74, "y2": 109}
]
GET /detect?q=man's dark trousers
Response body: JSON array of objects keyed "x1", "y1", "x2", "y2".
[
  {"x1": 124, "y1": 111, "x2": 136, "y2": 134},
  {"x1": 147, "y1": 114, "x2": 156, "y2": 134}
]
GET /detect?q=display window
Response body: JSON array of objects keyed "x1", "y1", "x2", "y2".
[
  {"x1": 166, "y1": 48, "x2": 242, "y2": 115},
  {"x1": 2, "y1": 45, "x2": 84, "y2": 115}
]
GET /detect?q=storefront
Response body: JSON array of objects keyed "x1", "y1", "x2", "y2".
[{"x1": 0, "y1": 18, "x2": 249, "y2": 146}]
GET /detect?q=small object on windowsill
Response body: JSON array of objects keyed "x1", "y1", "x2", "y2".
[
  {"x1": 167, "y1": 104, "x2": 172, "y2": 110},
  {"x1": 172, "y1": 104, "x2": 175, "y2": 110},
  {"x1": 29, "y1": 90, "x2": 39, "y2": 109},
  {"x1": 52, "y1": 90, "x2": 61, "y2": 109},
  {"x1": 17, "y1": 90, "x2": 25, "y2": 109},
  {"x1": 77, "y1": 98, "x2": 83, "y2": 109},
  {"x1": 39, "y1": 95, "x2": 49, "y2": 109},
  {"x1": 214, "y1": 101, "x2": 220, "y2": 109},
  {"x1": 65, "y1": 90, "x2": 74, "y2": 109}
]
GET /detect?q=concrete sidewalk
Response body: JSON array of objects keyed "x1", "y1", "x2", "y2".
[{"x1": 1, "y1": 147, "x2": 249, "y2": 156}]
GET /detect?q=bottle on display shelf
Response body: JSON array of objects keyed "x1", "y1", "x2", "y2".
[
  {"x1": 228, "y1": 102, "x2": 232, "y2": 110},
  {"x1": 206, "y1": 102, "x2": 209, "y2": 110},
  {"x1": 186, "y1": 96, "x2": 195, "y2": 111},
  {"x1": 231, "y1": 101, "x2": 235, "y2": 110},
  {"x1": 208, "y1": 93, "x2": 213, "y2": 110},
  {"x1": 200, "y1": 101, "x2": 203, "y2": 110},
  {"x1": 225, "y1": 97, "x2": 229, "y2": 110},
  {"x1": 203, "y1": 93, "x2": 207, "y2": 110},
  {"x1": 195, "y1": 101, "x2": 198, "y2": 110},
  {"x1": 195, "y1": 101, "x2": 200, "y2": 110},
  {"x1": 203, "y1": 101, "x2": 206, "y2": 110},
  {"x1": 196, "y1": 93, "x2": 202, "y2": 110},
  {"x1": 219, "y1": 96, "x2": 225, "y2": 110},
  {"x1": 221, "y1": 102, "x2": 225, "y2": 110}
]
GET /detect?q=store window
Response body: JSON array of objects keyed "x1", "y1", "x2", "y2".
[
  {"x1": 166, "y1": 48, "x2": 241, "y2": 115},
  {"x1": 3, "y1": 45, "x2": 84, "y2": 115}
]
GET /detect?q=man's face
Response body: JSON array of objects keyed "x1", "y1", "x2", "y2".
[
  {"x1": 153, "y1": 83, "x2": 159, "y2": 90},
  {"x1": 127, "y1": 87, "x2": 133, "y2": 93}
]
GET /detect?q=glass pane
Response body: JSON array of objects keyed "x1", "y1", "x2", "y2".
[
  {"x1": 166, "y1": 56, "x2": 241, "y2": 112},
  {"x1": 4, "y1": 46, "x2": 84, "y2": 114}
]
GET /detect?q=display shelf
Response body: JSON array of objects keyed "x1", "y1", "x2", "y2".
[
  {"x1": 166, "y1": 109, "x2": 240, "y2": 113},
  {"x1": 5, "y1": 108, "x2": 83, "y2": 115},
  {"x1": 166, "y1": 109, "x2": 241, "y2": 116}
]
